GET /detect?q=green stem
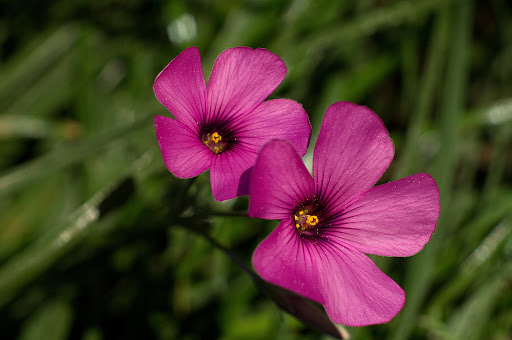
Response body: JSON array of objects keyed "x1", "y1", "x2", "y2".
[
  {"x1": 180, "y1": 223, "x2": 349, "y2": 340},
  {"x1": 179, "y1": 223, "x2": 258, "y2": 280}
]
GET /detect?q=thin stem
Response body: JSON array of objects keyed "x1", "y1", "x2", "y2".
[
  {"x1": 178, "y1": 222, "x2": 349, "y2": 340},
  {"x1": 176, "y1": 222, "x2": 258, "y2": 280}
]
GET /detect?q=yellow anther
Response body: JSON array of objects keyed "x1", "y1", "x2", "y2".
[
  {"x1": 306, "y1": 215, "x2": 319, "y2": 226},
  {"x1": 211, "y1": 132, "x2": 222, "y2": 143},
  {"x1": 298, "y1": 210, "x2": 304, "y2": 216},
  {"x1": 294, "y1": 215, "x2": 299, "y2": 221},
  {"x1": 295, "y1": 223, "x2": 301, "y2": 229}
]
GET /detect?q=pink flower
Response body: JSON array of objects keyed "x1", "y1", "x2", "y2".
[
  {"x1": 249, "y1": 102, "x2": 440, "y2": 326},
  {"x1": 154, "y1": 47, "x2": 311, "y2": 201}
]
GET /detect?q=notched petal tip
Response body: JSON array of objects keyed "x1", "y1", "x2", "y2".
[
  {"x1": 153, "y1": 46, "x2": 200, "y2": 81},
  {"x1": 235, "y1": 98, "x2": 312, "y2": 157},
  {"x1": 207, "y1": 47, "x2": 287, "y2": 124},
  {"x1": 313, "y1": 100, "x2": 395, "y2": 210},
  {"x1": 220, "y1": 46, "x2": 286, "y2": 73},
  {"x1": 153, "y1": 47, "x2": 201, "y2": 96},
  {"x1": 318, "y1": 246, "x2": 406, "y2": 327},
  {"x1": 153, "y1": 47, "x2": 207, "y2": 125}
]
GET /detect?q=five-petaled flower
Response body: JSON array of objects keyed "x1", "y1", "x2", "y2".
[
  {"x1": 154, "y1": 47, "x2": 311, "y2": 201},
  {"x1": 249, "y1": 102, "x2": 440, "y2": 326}
]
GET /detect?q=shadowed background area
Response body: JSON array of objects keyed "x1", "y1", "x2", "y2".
[{"x1": 0, "y1": 0, "x2": 511, "y2": 339}]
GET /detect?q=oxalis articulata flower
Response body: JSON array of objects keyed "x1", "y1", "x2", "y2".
[
  {"x1": 154, "y1": 47, "x2": 311, "y2": 201},
  {"x1": 249, "y1": 101, "x2": 440, "y2": 326}
]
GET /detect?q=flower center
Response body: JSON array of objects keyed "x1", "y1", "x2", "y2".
[
  {"x1": 294, "y1": 209, "x2": 319, "y2": 231},
  {"x1": 202, "y1": 132, "x2": 226, "y2": 154}
]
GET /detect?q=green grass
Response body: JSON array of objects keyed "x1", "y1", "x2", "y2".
[{"x1": 0, "y1": 0, "x2": 511, "y2": 339}]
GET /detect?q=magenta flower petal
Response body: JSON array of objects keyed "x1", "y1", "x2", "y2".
[
  {"x1": 313, "y1": 102, "x2": 394, "y2": 211},
  {"x1": 209, "y1": 146, "x2": 258, "y2": 201},
  {"x1": 230, "y1": 99, "x2": 311, "y2": 198},
  {"x1": 235, "y1": 99, "x2": 311, "y2": 156},
  {"x1": 253, "y1": 220, "x2": 405, "y2": 327},
  {"x1": 154, "y1": 115, "x2": 212, "y2": 178},
  {"x1": 153, "y1": 47, "x2": 207, "y2": 127},
  {"x1": 206, "y1": 47, "x2": 286, "y2": 125},
  {"x1": 332, "y1": 173, "x2": 440, "y2": 257},
  {"x1": 252, "y1": 220, "x2": 325, "y2": 304},
  {"x1": 249, "y1": 102, "x2": 440, "y2": 326},
  {"x1": 154, "y1": 47, "x2": 310, "y2": 201},
  {"x1": 315, "y1": 244, "x2": 405, "y2": 326},
  {"x1": 249, "y1": 140, "x2": 315, "y2": 220}
]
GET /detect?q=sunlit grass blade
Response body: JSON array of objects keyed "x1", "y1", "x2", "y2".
[
  {"x1": 447, "y1": 263, "x2": 511, "y2": 340},
  {"x1": 0, "y1": 173, "x2": 76, "y2": 261},
  {"x1": 394, "y1": 7, "x2": 450, "y2": 179},
  {"x1": 278, "y1": 0, "x2": 455, "y2": 85},
  {"x1": 462, "y1": 97, "x2": 512, "y2": 127},
  {"x1": 2, "y1": 49, "x2": 76, "y2": 118},
  {"x1": 0, "y1": 25, "x2": 79, "y2": 112},
  {"x1": 0, "y1": 115, "x2": 51, "y2": 139},
  {"x1": 427, "y1": 219, "x2": 511, "y2": 315},
  {"x1": 0, "y1": 113, "x2": 152, "y2": 197},
  {"x1": 391, "y1": 1, "x2": 474, "y2": 339},
  {"x1": 311, "y1": 0, "x2": 454, "y2": 43},
  {"x1": 0, "y1": 149, "x2": 155, "y2": 307},
  {"x1": 463, "y1": 192, "x2": 512, "y2": 249}
]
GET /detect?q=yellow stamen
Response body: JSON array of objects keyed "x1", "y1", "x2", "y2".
[
  {"x1": 211, "y1": 132, "x2": 222, "y2": 143},
  {"x1": 306, "y1": 215, "x2": 319, "y2": 226}
]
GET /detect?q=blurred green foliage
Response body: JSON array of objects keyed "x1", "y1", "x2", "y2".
[{"x1": 0, "y1": 0, "x2": 511, "y2": 339}]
